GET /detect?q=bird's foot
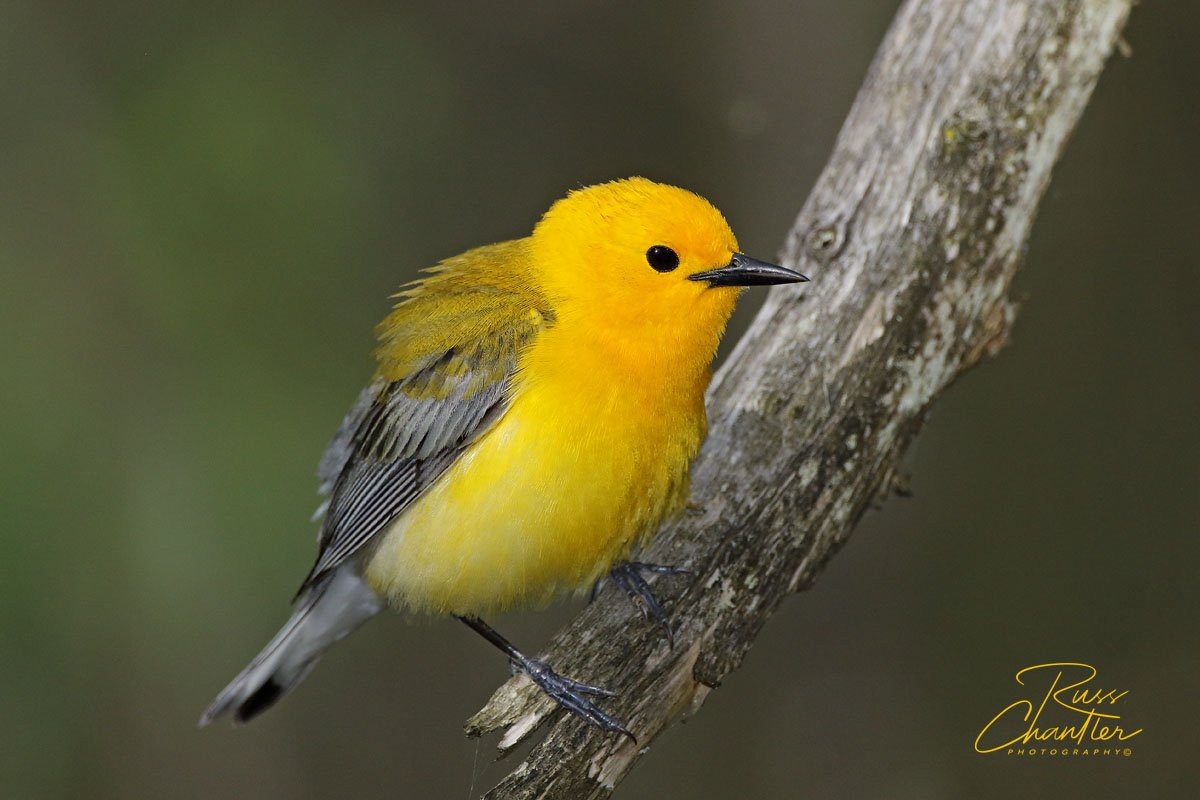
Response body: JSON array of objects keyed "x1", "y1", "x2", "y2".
[
  {"x1": 457, "y1": 615, "x2": 634, "y2": 741},
  {"x1": 594, "y1": 561, "x2": 692, "y2": 646},
  {"x1": 511, "y1": 655, "x2": 635, "y2": 742}
]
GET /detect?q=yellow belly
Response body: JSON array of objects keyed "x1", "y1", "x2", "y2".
[{"x1": 363, "y1": 376, "x2": 703, "y2": 616}]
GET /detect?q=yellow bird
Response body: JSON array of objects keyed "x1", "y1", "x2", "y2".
[{"x1": 200, "y1": 177, "x2": 806, "y2": 734}]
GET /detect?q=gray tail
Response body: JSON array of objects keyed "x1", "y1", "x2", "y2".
[{"x1": 199, "y1": 565, "x2": 383, "y2": 726}]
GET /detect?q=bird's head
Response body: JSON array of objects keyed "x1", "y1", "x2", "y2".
[{"x1": 529, "y1": 178, "x2": 806, "y2": 351}]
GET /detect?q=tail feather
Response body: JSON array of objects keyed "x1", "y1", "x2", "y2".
[{"x1": 200, "y1": 565, "x2": 383, "y2": 726}]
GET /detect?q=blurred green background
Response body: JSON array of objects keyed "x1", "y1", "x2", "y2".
[{"x1": 2, "y1": 2, "x2": 1196, "y2": 798}]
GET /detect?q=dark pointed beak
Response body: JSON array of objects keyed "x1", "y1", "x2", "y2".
[{"x1": 687, "y1": 253, "x2": 809, "y2": 287}]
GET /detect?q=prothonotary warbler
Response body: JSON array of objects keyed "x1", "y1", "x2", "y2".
[{"x1": 200, "y1": 177, "x2": 807, "y2": 736}]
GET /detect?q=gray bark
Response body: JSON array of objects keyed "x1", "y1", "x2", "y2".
[{"x1": 465, "y1": 0, "x2": 1133, "y2": 796}]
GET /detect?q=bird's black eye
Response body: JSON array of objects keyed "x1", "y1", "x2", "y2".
[{"x1": 646, "y1": 245, "x2": 679, "y2": 273}]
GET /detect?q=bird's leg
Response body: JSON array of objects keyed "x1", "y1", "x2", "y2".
[
  {"x1": 597, "y1": 561, "x2": 693, "y2": 646},
  {"x1": 455, "y1": 615, "x2": 635, "y2": 742}
]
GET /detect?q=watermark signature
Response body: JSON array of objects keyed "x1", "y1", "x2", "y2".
[{"x1": 975, "y1": 663, "x2": 1142, "y2": 756}]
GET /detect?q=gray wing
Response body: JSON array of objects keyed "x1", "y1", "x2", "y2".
[
  {"x1": 311, "y1": 380, "x2": 385, "y2": 520},
  {"x1": 296, "y1": 300, "x2": 546, "y2": 596}
]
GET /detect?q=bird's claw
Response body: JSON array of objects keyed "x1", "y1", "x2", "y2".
[
  {"x1": 512, "y1": 656, "x2": 635, "y2": 742},
  {"x1": 599, "y1": 561, "x2": 692, "y2": 647}
]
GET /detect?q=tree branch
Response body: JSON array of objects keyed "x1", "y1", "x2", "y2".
[{"x1": 465, "y1": 1, "x2": 1133, "y2": 796}]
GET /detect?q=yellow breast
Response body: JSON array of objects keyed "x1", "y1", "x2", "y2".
[{"x1": 363, "y1": 325, "x2": 708, "y2": 616}]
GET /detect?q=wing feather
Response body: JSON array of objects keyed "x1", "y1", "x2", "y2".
[{"x1": 297, "y1": 249, "x2": 550, "y2": 595}]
